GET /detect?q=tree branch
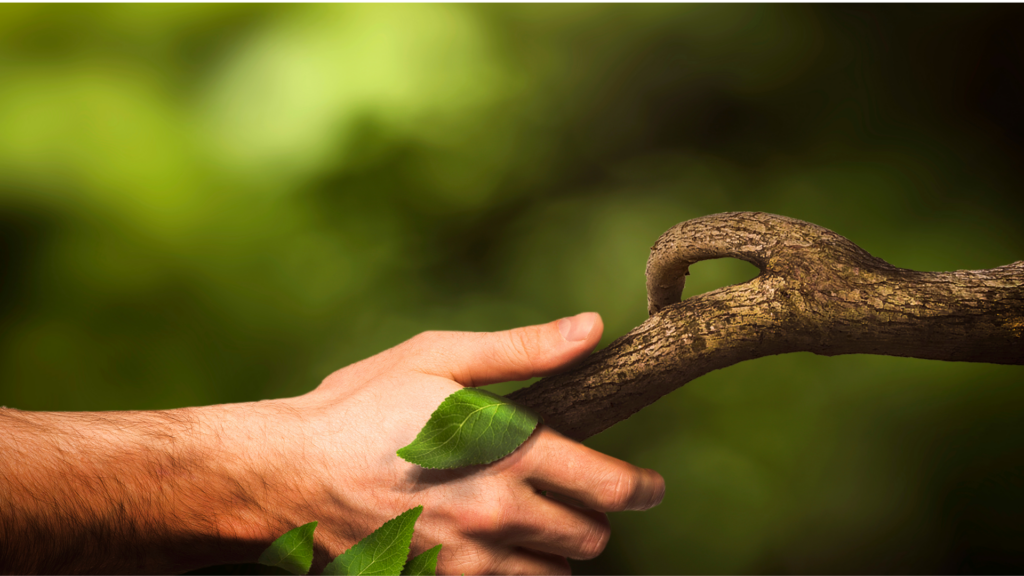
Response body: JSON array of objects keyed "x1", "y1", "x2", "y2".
[{"x1": 508, "y1": 211, "x2": 1024, "y2": 441}]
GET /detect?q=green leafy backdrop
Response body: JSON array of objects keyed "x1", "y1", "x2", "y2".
[{"x1": 1, "y1": 5, "x2": 1022, "y2": 573}]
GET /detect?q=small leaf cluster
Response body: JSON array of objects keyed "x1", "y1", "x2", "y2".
[
  {"x1": 258, "y1": 508, "x2": 440, "y2": 576},
  {"x1": 258, "y1": 388, "x2": 539, "y2": 575}
]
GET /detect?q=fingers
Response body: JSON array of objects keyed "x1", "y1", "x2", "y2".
[
  {"x1": 504, "y1": 495, "x2": 612, "y2": 561},
  {"x1": 524, "y1": 426, "x2": 665, "y2": 512},
  {"x1": 403, "y1": 312, "x2": 604, "y2": 387},
  {"x1": 497, "y1": 550, "x2": 572, "y2": 575},
  {"x1": 436, "y1": 427, "x2": 662, "y2": 572},
  {"x1": 441, "y1": 475, "x2": 621, "y2": 572},
  {"x1": 444, "y1": 547, "x2": 571, "y2": 576}
]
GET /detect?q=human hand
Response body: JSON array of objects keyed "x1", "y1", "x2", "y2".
[{"x1": 241, "y1": 312, "x2": 665, "y2": 575}]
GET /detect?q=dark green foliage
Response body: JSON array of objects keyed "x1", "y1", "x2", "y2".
[
  {"x1": 323, "y1": 507, "x2": 424, "y2": 576},
  {"x1": 258, "y1": 522, "x2": 317, "y2": 575},
  {"x1": 397, "y1": 389, "x2": 540, "y2": 469},
  {"x1": 401, "y1": 545, "x2": 441, "y2": 576}
]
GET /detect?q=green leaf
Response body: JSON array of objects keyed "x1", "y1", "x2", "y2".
[
  {"x1": 400, "y1": 545, "x2": 441, "y2": 576},
  {"x1": 257, "y1": 521, "x2": 317, "y2": 575},
  {"x1": 322, "y1": 506, "x2": 423, "y2": 576},
  {"x1": 397, "y1": 388, "x2": 540, "y2": 469}
]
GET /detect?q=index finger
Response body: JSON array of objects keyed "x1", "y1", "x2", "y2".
[{"x1": 522, "y1": 426, "x2": 665, "y2": 512}]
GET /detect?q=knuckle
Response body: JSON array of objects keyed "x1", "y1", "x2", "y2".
[
  {"x1": 500, "y1": 330, "x2": 538, "y2": 376},
  {"x1": 574, "y1": 516, "x2": 611, "y2": 560},
  {"x1": 409, "y1": 330, "x2": 442, "y2": 348},
  {"x1": 398, "y1": 332, "x2": 432, "y2": 360},
  {"x1": 403, "y1": 330, "x2": 458, "y2": 372},
  {"x1": 504, "y1": 330, "x2": 530, "y2": 360},
  {"x1": 599, "y1": 468, "x2": 639, "y2": 511}
]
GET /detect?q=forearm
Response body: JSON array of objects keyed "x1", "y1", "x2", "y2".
[{"x1": 0, "y1": 404, "x2": 285, "y2": 574}]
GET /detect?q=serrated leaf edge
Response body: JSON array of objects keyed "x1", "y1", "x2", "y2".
[
  {"x1": 401, "y1": 544, "x2": 441, "y2": 576},
  {"x1": 323, "y1": 506, "x2": 423, "y2": 576},
  {"x1": 258, "y1": 521, "x2": 317, "y2": 575}
]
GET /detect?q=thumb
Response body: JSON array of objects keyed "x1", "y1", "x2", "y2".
[{"x1": 411, "y1": 312, "x2": 603, "y2": 387}]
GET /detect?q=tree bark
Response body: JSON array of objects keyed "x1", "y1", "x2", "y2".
[{"x1": 507, "y1": 211, "x2": 1024, "y2": 441}]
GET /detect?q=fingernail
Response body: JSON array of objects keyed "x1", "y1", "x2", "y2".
[{"x1": 557, "y1": 313, "x2": 595, "y2": 342}]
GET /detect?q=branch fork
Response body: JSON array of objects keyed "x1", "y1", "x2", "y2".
[{"x1": 509, "y1": 211, "x2": 1024, "y2": 441}]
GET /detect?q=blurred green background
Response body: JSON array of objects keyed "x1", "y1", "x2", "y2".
[{"x1": 1, "y1": 4, "x2": 1023, "y2": 574}]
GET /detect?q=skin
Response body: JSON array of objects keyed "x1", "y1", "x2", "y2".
[{"x1": 0, "y1": 312, "x2": 664, "y2": 575}]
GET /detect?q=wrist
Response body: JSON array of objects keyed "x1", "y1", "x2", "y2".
[{"x1": 176, "y1": 400, "x2": 304, "y2": 571}]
